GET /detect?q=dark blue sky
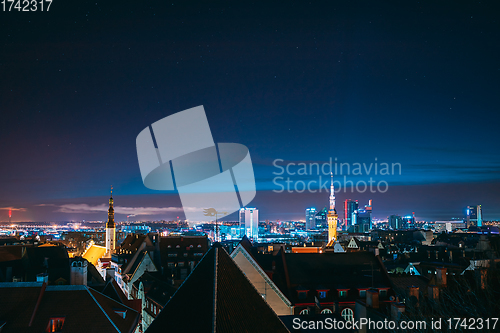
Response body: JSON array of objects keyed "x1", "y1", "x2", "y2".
[{"x1": 1, "y1": 1, "x2": 499, "y2": 222}]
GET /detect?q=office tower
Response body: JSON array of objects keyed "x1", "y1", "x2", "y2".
[
  {"x1": 344, "y1": 199, "x2": 359, "y2": 228},
  {"x1": 466, "y1": 205, "x2": 482, "y2": 227},
  {"x1": 239, "y1": 208, "x2": 259, "y2": 240},
  {"x1": 388, "y1": 215, "x2": 403, "y2": 230},
  {"x1": 327, "y1": 173, "x2": 338, "y2": 246},
  {"x1": 305, "y1": 208, "x2": 317, "y2": 230},
  {"x1": 315, "y1": 208, "x2": 328, "y2": 229},
  {"x1": 402, "y1": 213, "x2": 416, "y2": 229}
]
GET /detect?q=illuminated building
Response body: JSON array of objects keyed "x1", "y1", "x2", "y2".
[
  {"x1": 388, "y1": 215, "x2": 403, "y2": 230},
  {"x1": 239, "y1": 207, "x2": 259, "y2": 240},
  {"x1": 314, "y1": 207, "x2": 328, "y2": 229},
  {"x1": 466, "y1": 205, "x2": 483, "y2": 227},
  {"x1": 105, "y1": 187, "x2": 116, "y2": 257},
  {"x1": 344, "y1": 199, "x2": 358, "y2": 228},
  {"x1": 305, "y1": 207, "x2": 317, "y2": 230},
  {"x1": 326, "y1": 173, "x2": 338, "y2": 246}
]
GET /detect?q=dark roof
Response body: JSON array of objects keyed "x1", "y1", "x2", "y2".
[
  {"x1": 389, "y1": 274, "x2": 431, "y2": 297},
  {"x1": 0, "y1": 283, "x2": 139, "y2": 333},
  {"x1": 22, "y1": 246, "x2": 70, "y2": 283},
  {"x1": 146, "y1": 244, "x2": 290, "y2": 333},
  {"x1": 261, "y1": 251, "x2": 393, "y2": 304}
]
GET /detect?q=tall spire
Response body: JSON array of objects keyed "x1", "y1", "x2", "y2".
[
  {"x1": 329, "y1": 172, "x2": 335, "y2": 211},
  {"x1": 106, "y1": 186, "x2": 115, "y2": 228}
]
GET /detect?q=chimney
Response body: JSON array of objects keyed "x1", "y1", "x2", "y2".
[
  {"x1": 436, "y1": 267, "x2": 447, "y2": 287},
  {"x1": 366, "y1": 289, "x2": 379, "y2": 309},
  {"x1": 475, "y1": 268, "x2": 487, "y2": 290},
  {"x1": 408, "y1": 286, "x2": 419, "y2": 301},
  {"x1": 391, "y1": 302, "x2": 405, "y2": 321},
  {"x1": 427, "y1": 285, "x2": 439, "y2": 301}
]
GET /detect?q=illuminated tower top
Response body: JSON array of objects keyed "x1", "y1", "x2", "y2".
[
  {"x1": 329, "y1": 172, "x2": 336, "y2": 214},
  {"x1": 106, "y1": 186, "x2": 115, "y2": 228}
]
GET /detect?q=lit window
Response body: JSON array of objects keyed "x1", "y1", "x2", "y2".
[
  {"x1": 319, "y1": 291, "x2": 327, "y2": 299},
  {"x1": 341, "y1": 308, "x2": 354, "y2": 321},
  {"x1": 46, "y1": 317, "x2": 65, "y2": 332},
  {"x1": 339, "y1": 290, "x2": 347, "y2": 298},
  {"x1": 321, "y1": 309, "x2": 332, "y2": 314},
  {"x1": 197, "y1": 244, "x2": 202, "y2": 248},
  {"x1": 300, "y1": 309, "x2": 309, "y2": 315},
  {"x1": 359, "y1": 290, "x2": 366, "y2": 297},
  {"x1": 176, "y1": 245, "x2": 180, "y2": 248},
  {"x1": 298, "y1": 291, "x2": 307, "y2": 299}
]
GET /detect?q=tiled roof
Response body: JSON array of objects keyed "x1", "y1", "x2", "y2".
[
  {"x1": 83, "y1": 245, "x2": 106, "y2": 266},
  {"x1": 262, "y1": 251, "x2": 393, "y2": 304},
  {"x1": 0, "y1": 283, "x2": 139, "y2": 333},
  {"x1": 145, "y1": 244, "x2": 290, "y2": 333}
]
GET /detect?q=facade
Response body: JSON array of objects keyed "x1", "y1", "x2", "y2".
[
  {"x1": 466, "y1": 205, "x2": 483, "y2": 227},
  {"x1": 239, "y1": 207, "x2": 259, "y2": 240},
  {"x1": 305, "y1": 207, "x2": 317, "y2": 230},
  {"x1": 388, "y1": 215, "x2": 403, "y2": 230},
  {"x1": 327, "y1": 173, "x2": 338, "y2": 246},
  {"x1": 314, "y1": 207, "x2": 328, "y2": 229},
  {"x1": 344, "y1": 199, "x2": 359, "y2": 229}
]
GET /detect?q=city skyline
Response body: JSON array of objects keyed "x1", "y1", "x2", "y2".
[{"x1": 2, "y1": 1, "x2": 500, "y2": 222}]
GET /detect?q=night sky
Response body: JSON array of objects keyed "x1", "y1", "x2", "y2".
[{"x1": 1, "y1": 1, "x2": 499, "y2": 222}]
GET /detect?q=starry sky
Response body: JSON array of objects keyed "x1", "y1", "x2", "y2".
[{"x1": 1, "y1": 1, "x2": 499, "y2": 222}]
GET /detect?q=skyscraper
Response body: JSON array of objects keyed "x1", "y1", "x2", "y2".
[
  {"x1": 388, "y1": 215, "x2": 402, "y2": 230},
  {"x1": 105, "y1": 187, "x2": 116, "y2": 257},
  {"x1": 466, "y1": 205, "x2": 482, "y2": 227},
  {"x1": 305, "y1": 207, "x2": 317, "y2": 230},
  {"x1": 344, "y1": 199, "x2": 358, "y2": 228},
  {"x1": 326, "y1": 173, "x2": 338, "y2": 246},
  {"x1": 239, "y1": 208, "x2": 259, "y2": 240}
]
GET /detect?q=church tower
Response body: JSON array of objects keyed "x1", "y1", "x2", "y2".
[
  {"x1": 105, "y1": 187, "x2": 116, "y2": 257},
  {"x1": 326, "y1": 173, "x2": 338, "y2": 247}
]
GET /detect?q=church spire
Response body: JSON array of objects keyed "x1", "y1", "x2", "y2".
[
  {"x1": 329, "y1": 172, "x2": 336, "y2": 212},
  {"x1": 106, "y1": 186, "x2": 115, "y2": 228}
]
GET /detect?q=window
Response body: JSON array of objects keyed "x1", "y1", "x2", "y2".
[
  {"x1": 197, "y1": 244, "x2": 202, "y2": 248},
  {"x1": 298, "y1": 291, "x2": 307, "y2": 299},
  {"x1": 46, "y1": 317, "x2": 65, "y2": 332},
  {"x1": 341, "y1": 308, "x2": 354, "y2": 322},
  {"x1": 319, "y1": 291, "x2": 327, "y2": 299},
  {"x1": 194, "y1": 252, "x2": 203, "y2": 256},
  {"x1": 300, "y1": 309, "x2": 309, "y2": 315},
  {"x1": 339, "y1": 290, "x2": 347, "y2": 298},
  {"x1": 167, "y1": 253, "x2": 177, "y2": 257},
  {"x1": 176, "y1": 245, "x2": 180, "y2": 248},
  {"x1": 359, "y1": 290, "x2": 366, "y2": 298},
  {"x1": 178, "y1": 262, "x2": 185, "y2": 267},
  {"x1": 167, "y1": 262, "x2": 175, "y2": 268},
  {"x1": 113, "y1": 309, "x2": 127, "y2": 319},
  {"x1": 379, "y1": 289, "x2": 387, "y2": 297},
  {"x1": 321, "y1": 309, "x2": 332, "y2": 314}
]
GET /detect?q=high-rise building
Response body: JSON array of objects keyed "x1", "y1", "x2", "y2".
[
  {"x1": 388, "y1": 215, "x2": 402, "y2": 230},
  {"x1": 239, "y1": 208, "x2": 259, "y2": 240},
  {"x1": 105, "y1": 187, "x2": 116, "y2": 257},
  {"x1": 305, "y1": 208, "x2": 317, "y2": 230},
  {"x1": 315, "y1": 208, "x2": 328, "y2": 229},
  {"x1": 344, "y1": 199, "x2": 359, "y2": 228},
  {"x1": 466, "y1": 205, "x2": 482, "y2": 227},
  {"x1": 402, "y1": 213, "x2": 416, "y2": 229},
  {"x1": 326, "y1": 173, "x2": 338, "y2": 246}
]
